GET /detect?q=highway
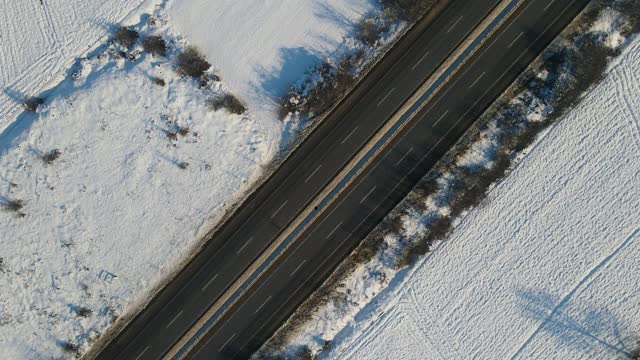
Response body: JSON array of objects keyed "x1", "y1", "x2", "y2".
[
  {"x1": 96, "y1": 0, "x2": 589, "y2": 358},
  {"x1": 97, "y1": 1, "x2": 504, "y2": 359},
  {"x1": 185, "y1": 0, "x2": 591, "y2": 358}
]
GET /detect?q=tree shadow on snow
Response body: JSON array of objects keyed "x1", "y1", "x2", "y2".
[{"x1": 515, "y1": 288, "x2": 638, "y2": 358}]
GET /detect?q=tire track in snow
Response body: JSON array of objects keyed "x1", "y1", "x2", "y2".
[
  {"x1": 509, "y1": 226, "x2": 640, "y2": 359},
  {"x1": 614, "y1": 41, "x2": 640, "y2": 153}
]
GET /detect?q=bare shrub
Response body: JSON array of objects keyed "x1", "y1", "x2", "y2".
[
  {"x1": 152, "y1": 77, "x2": 166, "y2": 86},
  {"x1": 356, "y1": 18, "x2": 385, "y2": 46},
  {"x1": 60, "y1": 341, "x2": 79, "y2": 354},
  {"x1": 23, "y1": 97, "x2": 45, "y2": 112},
  {"x1": 177, "y1": 126, "x2": 190, "y2": 136},
  {"x1": 163, "y1": 129, "x2": 178, "y2": 141},
  {"x1": 381, "y1": 0, "x2": 434, "y2": 22},
  {"x1": 397, "y1": 215, "x2": 451, "y2": 268},
  {"x1": 114, "y1": 27, "x2": 139, "y2": 49},
  {"x1": 176, "y1": 46, "x2": 211, "y2": 78},
  {"x1": 75, "y1": 306, "x2": 92, "y2": 318},
  {"x1": 41, "y1": 149, "x2": 61, "y2": 165},
  {"x1": 142, "y1": 35, "x2": 167, "y2": 56},
  {"x1": 1, "y1": 198, "x2": 24, "y2": 213},
  {"x1": 208, "y1": 94, "x2": 247, "y2": 114}
]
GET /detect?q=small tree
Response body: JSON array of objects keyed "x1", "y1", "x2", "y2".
[
  {"x1": 41, "y1": 149, "x2": 61, "y2": 165},
  {"x1": 2, "y1": 198, "x2": 24, "y2": 213},
  {"x1": 177, "y1": 47, "x2": 211, "y2": 77},
  {"x1": 152, "y1": 77, "x2": 166, "y2": 86},
  {"x1": 23, "y1": 97, "x2": 45, "y2": 112},
  {"x1": 208, "y1": 94, "x2": 247, "y2": 115},
  {"x1": 60, "y1": 341, "x2": 79, "y2": 354},
  {"x1": 143, "y1": 35, "x2": 167, "y2": 56},
  {"x1": 75, "y1": 306, "x2": 92, "y2": 318},
  {"x1": 114, "y1": 27, "x2": 139, "y2": 49}
]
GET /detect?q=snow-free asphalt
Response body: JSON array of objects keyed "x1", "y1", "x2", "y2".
[{"x1": 97, "y1": 0, "x2": 590, "y2": 359}]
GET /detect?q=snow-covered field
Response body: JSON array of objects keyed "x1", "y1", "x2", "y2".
[
  {"x1": 0, "y1": 0, "x2": 374, "y2": 357},
  {"x1": 323, "y1": 30, "x2": 640, "y2": 360}
]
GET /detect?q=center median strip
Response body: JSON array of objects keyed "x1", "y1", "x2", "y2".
[{"x1": 167, "y1": 0, "x2": 524, "y2": 358}]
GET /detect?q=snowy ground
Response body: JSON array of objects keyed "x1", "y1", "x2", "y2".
[
  {"x1": 0, "y1": 0, "x2": 153, "y2": 132},
  {"x1": 0, "y1": 0, "x2": 375, "y2": 358},
  {"x1": 322, "y1": 27, "x2": 640, "y2": 360}
]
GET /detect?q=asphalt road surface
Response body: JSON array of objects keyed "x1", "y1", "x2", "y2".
[
  {"x1": 97, "y1": 0, "x2": 589, "y2": 358},
  {"x1": 185, "y1": 0, "x2": 591, "y2": 358}
]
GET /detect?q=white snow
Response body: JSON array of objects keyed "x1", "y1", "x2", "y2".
[{"x1": 323, "y1": 30, "x2": 640, "y2": 360}]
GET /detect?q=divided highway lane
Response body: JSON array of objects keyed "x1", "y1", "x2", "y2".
[
  {"x1": 98, "y1": 1, "x2": 503, "y2": 359},
  {"x1": 188, "y1": 0, "x2": 591, "y2": 358}
]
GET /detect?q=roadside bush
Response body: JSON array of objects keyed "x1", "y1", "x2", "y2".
[
  {"x1": 381, "y1": 0, "x2": 434, "y2": 22},
  {"x1": 23, "y1": 97, "x2": 44, "y2": 112},
  {"x1": 152, "y1": 77, "x2": 166, "y2": 86},
  {"x1": 114, "y1": 27, "x2": 138, "y2": 49},
  {"x1": 356, "y1": 18, "x2": 385, "y2": 46},
  {"x1": 176, "y1": 46, "x2": 211, "y2": 78},
  {"x1": 142, "y1": 35, "x2": 167, "y2": 56},
  {"x1": 41, "y1": 149, "x2": 61, "y2": 165},
  {"x1": 1, "y1": 198, "x2": 24, "y2": 213},
  {"x1": 616, "y1": 0, "x2": 640, "y2": 33},
  {"x1": 208, "y1": 94, "x2": 247, "y2": 114}
]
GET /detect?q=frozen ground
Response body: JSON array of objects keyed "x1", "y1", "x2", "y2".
[
  {"x1": 322, "y1": 30, "x2": 640, "y2": 360},
  {"x1": 0, "y1": 0, "x2": 376, "y2": 358},
  {"x1": 0, "y1": 0, "x2": 152, "y2": 132},
  {"x1": 168, "y1": 0, "x2": 374, "y2": 127}
]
